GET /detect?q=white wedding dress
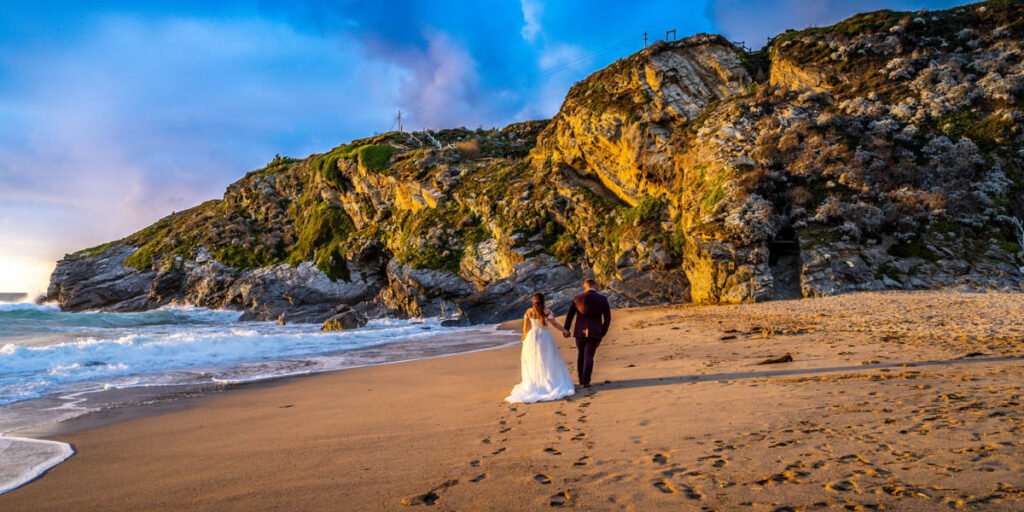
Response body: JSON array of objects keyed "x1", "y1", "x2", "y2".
[{"x1": 505, "y1": 311, "x2": 576, "y2": 403}]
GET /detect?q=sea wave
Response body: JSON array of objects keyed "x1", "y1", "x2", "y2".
[
  {"x1": 0, "y1": 315, "x2": 487, "y2": 406},
  {"x1": 0, "y1": 303, "x2": 242, "y2": 331},
  {"x1": 0, "y1": 302, "x2": 59, "y2": 312}
]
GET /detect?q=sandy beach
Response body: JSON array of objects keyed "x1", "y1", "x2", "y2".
[{"x1": 1, "y1": 290, "x2": 1022, "y2": 511}]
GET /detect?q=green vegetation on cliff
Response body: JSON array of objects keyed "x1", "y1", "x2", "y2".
[{"x1": 289, "y1": 203, "x2": 354, "y2": 281}]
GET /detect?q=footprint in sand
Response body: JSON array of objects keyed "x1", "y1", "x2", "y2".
[
  {"x1": 652, "y1": 453, "x2": 668, "y2": 465},
  {"x1": 556, "y1": 425, "x2": 570, "y2": 432},
  {"x1": 534, "y1": 474, "x2": 552, "y2": 485},
  {"x1": 578, "y1": 415, "x2": 588, "y2": 423},
  {"x1": 492, "y1": 447, "x2": 507, "y2": 455},
  {"x1": 401, "y1": 479, "x2": 458, "y2": 507},
  {"x1": 401, "y1": 491, "x2": 440, "y2": 506},
  {"x1": 481, "y1": 438, "x2": 492, "y2": 445},
  {"x1": 824, "y1": 480, "x2": 859, "y2": 492},
  {"x1": 678, "y1": 484, "x2": 702, "y2": 500},
  {"x1": 838, "y1": 454, "x2": 872, "y2": 465},
  {"x1": 653, "y1": 480, "x2": 676, "y2": 494},
  {"x1": 574, "y1": 456, "x2": 591, "y2": 467},
  {"x1": 571, "y1": 433, "x2": 587, "y2": 441},
  {"x1": 469, "y1": 473, "x2": 488, "y2": 483},
  {"x1": 469, "y1": 459, "x2": 481, "y2": 467},
  {"x1": 544, "y1": 447, "x2": 562, "y2": 455},
  {"x1": 549, "y1": 491, "x2": 571, "y2": 507},
  {"x1": 499, "y1": 427, "x2": 512, "y2": 433}
]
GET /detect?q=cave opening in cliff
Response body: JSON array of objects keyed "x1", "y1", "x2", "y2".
[{"x1": 769, "y1": 225, "x2": 802, "y2": 300}]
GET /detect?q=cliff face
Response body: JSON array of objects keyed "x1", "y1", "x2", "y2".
[
  {"x1": 533, "y1": 34, "x2": 753, "y2": 206},
  {"x1": 48, "y1": 1, "x2": 1024, "y2": 323},
  {"x1": 533, "y1": 1, "x2": 1024, "y2": 304}
]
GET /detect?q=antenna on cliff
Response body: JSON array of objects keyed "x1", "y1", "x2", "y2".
[
  {"x1": 397, "y1": 111, "x2": 403, "y2": 133},
  {"x1": 666, "y1": 29, "x2": 676, "y2": 41},
  {"x1": 643, "y1": 31, "x2": 648, "y2": 48}
]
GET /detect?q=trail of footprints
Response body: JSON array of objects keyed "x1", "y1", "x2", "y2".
[
  {"x1": 530, "y1": 396, "x2": 596, "y2": 507},
  {"x1": 403, "y1": 364, "x2": 1022, "y2": 509},
  {"x1": 632, "y1": 369, "x2": 1024, "y2": 510},
  {"x1": 402, "y1": 395, "x2": 596, "y2": 508}
]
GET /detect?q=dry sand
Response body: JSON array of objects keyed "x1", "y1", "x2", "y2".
[{"x1": 1, "y1": 290, "x2": 1022, "y2": 511}]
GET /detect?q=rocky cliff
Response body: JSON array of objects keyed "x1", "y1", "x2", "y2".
[{"x1": 48, "y1": 1, "x2": 1024, "y2": 324}]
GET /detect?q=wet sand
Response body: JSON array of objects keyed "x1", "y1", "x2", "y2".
[{"x1": 1, "y1": 290, "x2": 1022, "y2": 511}]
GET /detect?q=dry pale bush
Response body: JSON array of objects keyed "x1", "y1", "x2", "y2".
[{"x1": 455, "y1": 139, "x2": 481, "y2": 160}]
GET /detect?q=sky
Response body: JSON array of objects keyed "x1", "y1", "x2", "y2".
[{"x1": 0, "y1": 0, "x2": 966, "y2": 296}]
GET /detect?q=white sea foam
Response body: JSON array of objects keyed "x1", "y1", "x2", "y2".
[
  {"x1": 0, "y1": 436, "x2": 74, "y2": 494},
  {"x1": 0, "y1": 303, "x2": 520, "y2": 495},
  {"x1": 0, "y1": 314, "x2": 478, "y2": 405}
]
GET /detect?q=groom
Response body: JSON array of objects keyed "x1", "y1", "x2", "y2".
[{"x1": 562, "y1": 279, "x2": 612, "y2": 388}]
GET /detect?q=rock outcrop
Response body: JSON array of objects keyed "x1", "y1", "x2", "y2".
[
  {"x1": 48, "y1": 1, "x2": 1024, "y2": 322},
  {"x1": 321, "y1": 305, "x2": 368, "y2": 331},
  {"x1": 534, "y1": 34, "x2": 753, "y2": 206}
]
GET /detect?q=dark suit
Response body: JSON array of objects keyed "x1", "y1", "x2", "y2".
[{"x1": 563, "y1": 290, "x2": 612, "y2": 386}]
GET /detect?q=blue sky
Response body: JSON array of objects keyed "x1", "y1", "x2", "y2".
[{"x1": 0, "y1": 0, "x2": 965, "y2": 294}]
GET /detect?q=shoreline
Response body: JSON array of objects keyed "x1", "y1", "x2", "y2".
[
  {"x1": 2, "y1": 291, "x2": 1022, "y2": 511},
  {"x1": 0, "y1": 321, "x2": 521, "y2": 495},
  {"x1": 10, "y1": 330, "x2": 522, "y2": 440}
]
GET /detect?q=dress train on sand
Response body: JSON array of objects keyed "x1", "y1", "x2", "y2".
[{"x1": 505, "y1": 313, "x2": 575, "y2": 403}]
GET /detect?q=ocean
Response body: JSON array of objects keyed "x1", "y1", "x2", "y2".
[{"x1": 0, "y1": 302, "x2": 518, "y2": 493}]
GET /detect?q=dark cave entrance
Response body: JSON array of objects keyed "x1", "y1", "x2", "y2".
[{"x1": 769, "y1": 225, "x2": 802, "y2": 300}]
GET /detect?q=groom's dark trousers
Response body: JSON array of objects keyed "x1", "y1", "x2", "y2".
[
  {"x1": 574, "y1": 337, "x2": 602, "y2": 387},
  {"x1": 563, "y1": 290, "x2": 612, "y2": 387}
]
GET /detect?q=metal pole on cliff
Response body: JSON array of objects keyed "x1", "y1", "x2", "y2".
[
  {"x1": 397, "y1": 111, "x2": 403, "y2": 133},
  {"x1": 643, "y1": 31, "x2": 648, "y2": 48}
]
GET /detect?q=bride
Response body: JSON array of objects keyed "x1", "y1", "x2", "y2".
[{"x1": 505, "y1": 293, "x2": 576, "y2": 403}]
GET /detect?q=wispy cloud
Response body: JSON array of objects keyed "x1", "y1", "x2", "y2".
[
  {"x1": 514, "y1": 43, "x2": 588, "y2": 119},
  {"x1": 520, "y1": 0, "x2": 544, "y2": 43},
  {"x1": 362, "y1": 29, "x2": 483, "y2": 130}
]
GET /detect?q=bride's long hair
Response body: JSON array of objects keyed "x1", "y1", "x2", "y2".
[{"x1": 532, "y1": 293, "x2": 546, "y2": 326}]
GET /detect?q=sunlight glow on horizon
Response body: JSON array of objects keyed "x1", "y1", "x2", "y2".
[{"x1": 0, "y1": 256, "x2": 55, "y2": 297}]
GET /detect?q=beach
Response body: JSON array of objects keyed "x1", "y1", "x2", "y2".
[{"x1": 2, "y1": 290, "x2": 1022, "y2": 511}]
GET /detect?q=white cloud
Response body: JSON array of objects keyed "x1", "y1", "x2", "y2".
[
  {"x1": 538, "y1": 43, "x2": 585, "y2": 71},
  {"x1": 520, "y1": 0, "x2": 543, "y2": 43},
  {"x1": 514, "y1": 43, "x2": 587, "y2": 120},
  {"x1": 382, "y1": 30, "x2": 482, "y2": 129}
]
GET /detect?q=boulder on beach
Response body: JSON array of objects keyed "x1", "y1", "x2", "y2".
[{"x1": 321, "y1": 306, "x2": 368, "y2": 331}]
